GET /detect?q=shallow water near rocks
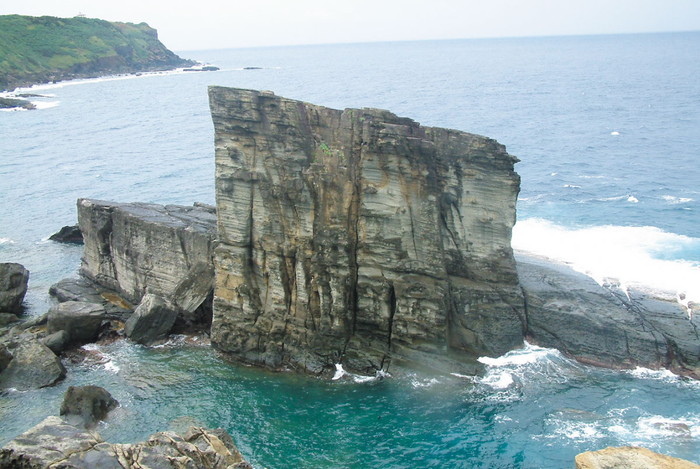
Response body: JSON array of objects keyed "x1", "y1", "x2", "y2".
[
  {"x1": 2, "y1": 340, "x2": 699, "y2": 468},
  {"x1": 1, "y1": 32, "x2": 700, "y2": 467}
]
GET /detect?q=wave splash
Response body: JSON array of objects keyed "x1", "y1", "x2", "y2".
[{"x1": 512, "y1": 218, "x2": 700, "y2": 305}]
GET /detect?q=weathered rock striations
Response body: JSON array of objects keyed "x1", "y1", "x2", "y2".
[
  {"x1": 518, "y1": 253, "x2": 700, "y2": 378},
  {"x1": 208, "y1": 87, "x2": 525, "y2": 373},
  {"x1": 78, "y1": 199, "x2": 216, "y2": 306}
]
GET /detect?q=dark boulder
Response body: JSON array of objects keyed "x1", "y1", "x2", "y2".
[
  {"x1": 49, "y1": 225, "x2": 83, "y2": 244},
  {"x1": 41, "y1": 330, "x2": 70, "y2": 354},
  {"x1": 124, "y1": 293, "x2": 178, "y2": 345},
  {"x1": 47, "y1": 301, "x2": 106, "y2": 345},
  {"x1": 60, "y1": 385, "x2": 119, "y2": 427},
  {"x1": 0, "y1": 339, "x2": 66, "y2": 390},
  {"x1": 0, "y1": 263, "x2": 29, "y2": 314}
]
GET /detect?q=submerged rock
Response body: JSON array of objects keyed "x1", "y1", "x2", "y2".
[
  {"x1": 60, "y1": 385, "x2": 119, "y2": 428},
  {"x1": 0, "y1": 263, "x2": 29, "y2": 314},
  {"x1": 208, "y1": 87, "x2": 525, "y2": 373},
  {"x1": 575, "y1": 446, "x2": 700, "y2": 469}
]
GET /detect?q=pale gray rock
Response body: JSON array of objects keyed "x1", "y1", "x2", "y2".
[
  {"x1": 47, "y1": 301, "x2": 105, "y2": 345},
  {"x1": 78, "y1": 199, "x2": 217, "y2": 304},
  {"x1": 575, "y1": 446, "x2": 700, "y2": 469},
  {"x1": 60, "y1": 385, "x2": 119, "y2": 428},
  {"x1": 0, "y1": 339, "x2": 65, "y2": 390},
  {"x1": 124, "y1": 293, "x2": 178, "y2": 345},
  {"x1": 518, "y1": 253, "x2": 700, "y2": 378},
  {"x1": 0, "y1": 416, "x2": 251, "y2": 469},
  {"x1": 0, "y1": 263, "x2": 29, "y2": 313},
  {"x1": 208, "y1": 87, "x2": 525, "y2": 373}
]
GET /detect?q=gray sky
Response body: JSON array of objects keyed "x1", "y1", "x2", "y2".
[{"x1": 2, "y1": 0, "x2": 700, "y2": 51}]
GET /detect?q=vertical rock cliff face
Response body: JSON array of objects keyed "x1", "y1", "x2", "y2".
[
  {"x1": 78, "y1": 199, "x2": 216, "y2": 304},
  {"x1": 209, "y1": 87, "x2": 525, "y2": 373}
]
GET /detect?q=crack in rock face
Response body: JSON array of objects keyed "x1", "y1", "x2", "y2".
[{"x1": 208, "y1": 87, "x2": 525, "y2": 374}]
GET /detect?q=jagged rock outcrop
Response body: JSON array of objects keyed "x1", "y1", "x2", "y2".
[
  {"x1": 0, "y1": 413, "x2": 251, "y2": 469},
  {"x1": 518, "y1": 253, "x2": 700, "y2": 378},
  {"x1": 208, "y1": 87, "x2": 525, "y2": 373},
  {"x1": 0, "y1": 263, "x2": 29, "y2": 313},
  {"x1": 575, "y1": 446, "x2": 700, "y2": 469},
  {"x1": 78, "y1": 199, "x2": 216, "y2": 306}
]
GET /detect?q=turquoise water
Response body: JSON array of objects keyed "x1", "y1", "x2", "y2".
[
  {"x1": 2, "y1": 340, "x2": 699, "y2": 468},
  {"x1": 1, "y1": 32, "x2": 700, "y2": 467}
]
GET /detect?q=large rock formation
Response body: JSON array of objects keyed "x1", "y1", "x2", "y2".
[
  {"x1": 518, "y1": 253, "x2": 700, "y2": 378},
  {"x1": 78, "y1": 199, "x2": 216, "y2": 306},
  {"x1": 208, "y1": 87, "x2": 525, "y2": 373}
]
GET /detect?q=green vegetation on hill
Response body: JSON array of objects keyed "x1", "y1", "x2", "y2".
[{"x1": 0, "y1": 14, "x2": 195, "y2": 91}]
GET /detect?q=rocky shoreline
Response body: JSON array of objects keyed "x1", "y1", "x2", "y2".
[{"x1": 1, "y1": 89, "x2": 699, "y2": 467}]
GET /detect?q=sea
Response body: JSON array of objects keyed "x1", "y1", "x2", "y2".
[{"x1": 1, "y1": 32, "x2": 699, "y2": 468}]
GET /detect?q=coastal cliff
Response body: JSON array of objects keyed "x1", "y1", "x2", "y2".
[
  {"x1": 208, "y1": 87, "x2": 526, "y2": 373},
  {"x1": 0, "y1": 15, "x2": 195, "y2": 91}
]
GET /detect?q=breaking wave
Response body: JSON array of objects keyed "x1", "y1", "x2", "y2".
[{"x1": 513, "y1": 218, "x2": 700, "y2": 304}]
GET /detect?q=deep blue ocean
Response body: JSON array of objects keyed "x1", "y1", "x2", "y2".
[{"x1": 1, "y1": 32, "x2": 699, "y2": 467}]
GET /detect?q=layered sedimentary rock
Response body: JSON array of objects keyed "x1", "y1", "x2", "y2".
[
  {"x1": 208, "y1": 87, "x2": 525, "y2": 373},
  {"x1": 518, "y1": 253, "x2": 700, "y2": 378},
  {"x1": 78, "y1": 199, "x2": 216, "y2": 305}
]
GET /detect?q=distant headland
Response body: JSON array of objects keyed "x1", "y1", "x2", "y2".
[{"x1": 0, "y1": 14, "x2": 196, "y2": 92}]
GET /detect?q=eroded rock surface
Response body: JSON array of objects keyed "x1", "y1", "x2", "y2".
[
  {"x1": 208, "y1": 87, "x2": 525, "y2": 373},
  {"x1": 78, "y1": 199, "x2": 217, "y2": 306},
  {"x1": 518, "y1": 253, "x2": 700, "y2": 378},
  {"x1": 0, "y1": 417, "x2": 251, "y2": 469}
]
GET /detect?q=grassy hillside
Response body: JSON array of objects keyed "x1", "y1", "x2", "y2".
[{"x1": 0, "y1": 15, "x2": 195, "y2": 91}]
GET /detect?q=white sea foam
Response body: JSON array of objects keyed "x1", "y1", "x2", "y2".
[
  {"x1": 332, "y1": 364, "x2": 390, "y2": 383},
  {"x1": 563, "y1": 184, "x2": 582, "y2": 189},
  {"x1": 0, "y1": 237, "x2": 14, "y2": 244},
  {"x1": 332, "y1": 363, "x2": 346, "y2": 380},
  {"x1": 104, "y1": 360, "x2": 120, "y2": 373},
  {"x1": 513, "y1": 219, "x2": 700, "y2": 305},
  {"x1": 32, "y1": 100, "x2": 60, "y2": 110},
  {"x1": 662, "y1": 195, "x2": 693, "y2": 204},
  {"x1": 626, "y1": 195, "x2": 639, "y2": 203}
]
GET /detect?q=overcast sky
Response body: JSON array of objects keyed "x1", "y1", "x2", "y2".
[{"x1": 2, "y1": 0, "x2": 700, "y2": 51}]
